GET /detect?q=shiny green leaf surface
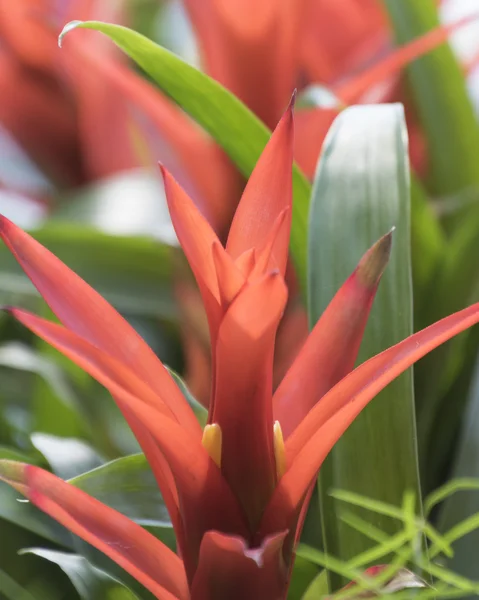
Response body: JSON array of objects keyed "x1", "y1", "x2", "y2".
[
  {"x1": 23, "y1": 549, "x2": 139, "y2": 600},
  {"x1": 438, "y1": 354, "x2": 479, "y2": 594},
  {"x1": 71, "y1": 454, "x2": 171, "y2": 529},
  {"x1": 0, "y1": 483, "x2": 72, "y2": 548},
  {"x1": 301, "y1": 569, "x2": 328, "y2": 600},
  {"x1": 308, "y1": 104, "x2": 421, "y2": 589},
  {"x1": 32, "y1": 434, "x2": 104, "y2": 480}
]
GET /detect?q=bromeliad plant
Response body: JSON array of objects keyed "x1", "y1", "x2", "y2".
[{"x1": 0, "y1": 103, "x2": 479, "y2": 599}]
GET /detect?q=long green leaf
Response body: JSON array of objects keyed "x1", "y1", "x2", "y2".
[
  {"x1": 0, "y1": 341, "x2": 90, "y2": 440},
  {"x1": 308, "y1": 104, "x2": 421, "y2": 589},
  {"x1": 438, "y1": 352, "x2": 479, "y2": 592},
  {"x1": 59, "y1": 20, "x2": 311, "y2": 290},
  {"x1": 383, "y1": 0, "x2": 479, "y2": 197},
  {"x1": 22, "y1": 549, "x2": 139, "y2": 600},
  {"x1": 288, "y1": 556, "x2": 320, "y2": 600},
  {"x1": 0, "y1": 567, "x2": 36, "y2": 600},
  {"x1": 416, "y1": 214, "x2": 479, "y2": 488},
  {"x1": 70, "y1": 454, "x2": 172, "y2": 529},
  {"x1": 0, "y1": 484, "x2": 72, "y2": 548},
  {"x1": 31, "y1": 434, "x2": 104, "y2": 481},
  {"x1": 302, "y1": 569, "x2": 329, "y2": 600}
]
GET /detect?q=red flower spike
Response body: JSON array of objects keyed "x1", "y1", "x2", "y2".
[
  {"x1": 3, "y1": 103, "x2": 479, "y2": 599},
  {"x1": 0, "y1": 216, "x2": 199, "y2": 436},
  {"x1": 0, "y1": 461, "x2": 188, "y2": 600},
  {"x1": 274, "y1": 231, "x2": 393, "y2": 438},
  {"x1": 191, "y1": 530, "x2": 288, "y2": 600},
  {"x1": 212, "y1": 272, "x2": 288, "y2": 529},
  {"x1": 226, "y1": 98, "x2": 294, "y2": 276}
]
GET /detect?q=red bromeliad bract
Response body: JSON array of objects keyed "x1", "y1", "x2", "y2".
[{"x1": 0, "y1": 103, "x2": 479, "y2": 600}]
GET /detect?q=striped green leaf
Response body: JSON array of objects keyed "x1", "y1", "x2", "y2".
[{"x1": 308, "y1": 104, "x2": 421, "y2": 589}]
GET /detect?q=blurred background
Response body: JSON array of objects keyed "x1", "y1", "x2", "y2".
[{"x1": 1, "y1": 0, "x2": 479, "y2": 598}]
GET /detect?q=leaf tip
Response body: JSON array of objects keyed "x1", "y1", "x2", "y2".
[
  {"x1": 290, "y1": 89, "x2": 297, "y2": 109},
  {"x1": 58, "y1": 20, "x2": 84, "y2": 48},
  {"x1": 356, "y1": 229, "x2": 394, "y2": 288},
  {"x1": 158, "y1": 161, "x2": 167, "y2": 179},
  {"x1": 0, "y1": 213, "x2": 10, "y2": 236},
  {"x1": 0, "y1": 459, "x2": 28, "y2": 489}
]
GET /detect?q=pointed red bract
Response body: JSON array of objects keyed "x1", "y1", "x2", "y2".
[
  {"x1": 212, "y1": 272, "x2": 288, "y2": 528},
  {"x1": 226, "y1": 100, "x2": 294, "y2": 276},
  {"x1": 0, "y1": 460, "x2": 187, "y2": 600},
  {"x1": 211, "y1": 242, "x2": 246, "y2": 307},
  {"x1": 274, "y1": 232, "x2": 392, "y2": 437},
  {"x1": 0, "y1": 216, "x2": 200, "y2": 436},
  {"x1": 161, "y1": 166, "x2": 221, "y2": 302},
  {"x1": 9, "y1": 308, "x2": 178, "y2": 421}
]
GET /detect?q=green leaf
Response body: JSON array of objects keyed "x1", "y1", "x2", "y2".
[
  {"x1": 0, "y1": 446, "x2": 37, "y2": 463},
  {"x1": 66, "y1": 454, "x2": 176, "y2": 598},
  {"x1": 308, "y1": 104, "x2": 421, "y2": 589},
  {"x1": 0, "y1": 225, "x2": 175, "y2": 319},
  {"x1": 383, "y1": 0, "x2": 479, "y2": 197},
  {"x1": 438, "y1": 353, "x2": 479, "y2": 591},
  {"x1": 301, "y1": 570, "x2": 328, "y2": 600},
  {"x1": 0, "y1": 341, "x2": 90, "y2": 440},
  {"x1": 31, "y1": 434, "x2": 104, "y2": 480},
  {"x1": 0, "y1": 483, "x2": 72, "y2": 548},
  {"x1": 68, "y1": 454, "x2": 175, "y2": 589},
  {"x1": 59, "y1": 20, "x2": 311, "y2": 291},
  {"x1": 22, "y1": 549, "x2": 139, "y2": 600},
  {"x1": 416, "y1": 212, "x2": 479, "y2": 488},
  {"x1": 0, "y1": 567, "x2": 36, "y2": 600},
  {"x1": 288, "y1": 556, "x2": 320, "y2": 600},
  {"x1": 410, "y1": 176, "x2": 446, "y2": 328},
  {"x1": 70, "y1": 454, "x2": 172, "y2": 529}
]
